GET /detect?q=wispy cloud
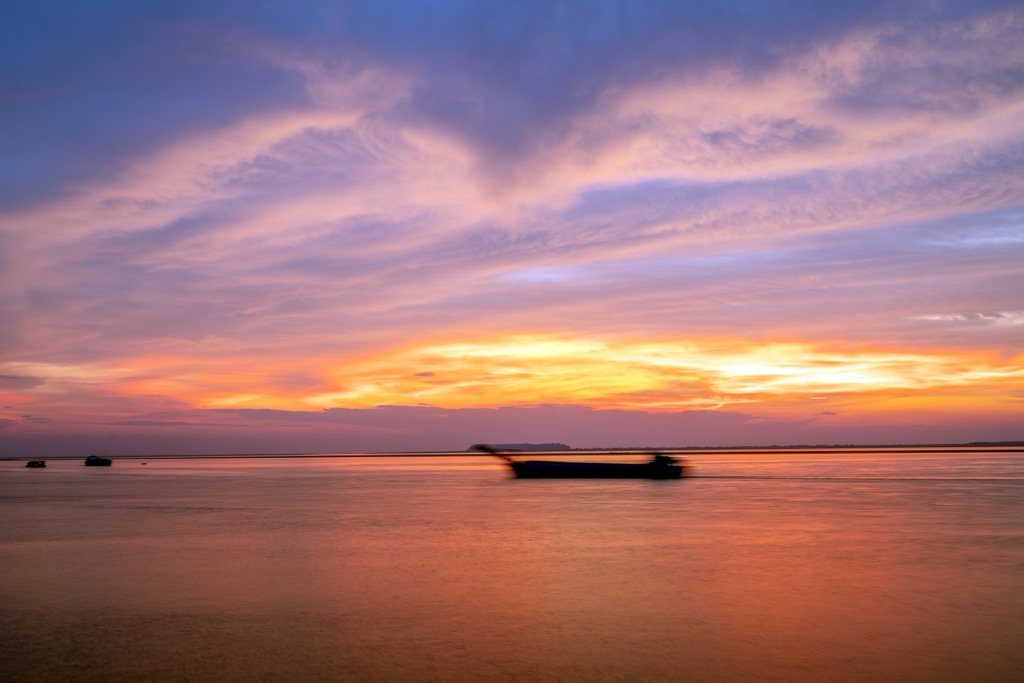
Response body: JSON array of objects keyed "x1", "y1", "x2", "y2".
[{"x1": 1, "y1": 1, "x2": 1022, "y2": 451}]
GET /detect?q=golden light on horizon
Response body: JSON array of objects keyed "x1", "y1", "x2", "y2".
[
  {"x1": 4, "y1": 336, "x2": 1019, "y2": 430},
  {"x1": 297, "y1": 335, "x2": 1023, "y2": 415}
]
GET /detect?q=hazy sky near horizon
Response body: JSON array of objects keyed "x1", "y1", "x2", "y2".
[{"x1": 2, "y1": 0, "x2": 1023, "y2": 454}]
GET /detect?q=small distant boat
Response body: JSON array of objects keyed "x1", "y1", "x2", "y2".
[
  {"x1": 25, "y1": 460, "x2": 46, "y2": 468},
  {"x1": 84, "y1": 455, "x2": 112, "y2": 467},
  {"x1": 473, "y1": 444, "x2": 688, "y2": 479}
]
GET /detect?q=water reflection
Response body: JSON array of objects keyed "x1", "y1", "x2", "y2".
[{"x1": 1, "y1": 451, "x2": 1022, "y2": 681}]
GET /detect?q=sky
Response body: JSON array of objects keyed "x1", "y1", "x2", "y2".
[{"x1": 1, "y1": 0, "x2": 1023, "y2": 455}]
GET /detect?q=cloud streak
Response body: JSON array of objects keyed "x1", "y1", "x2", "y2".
[{"x1": 1, "y1": 1, "x2": 1022, "y2": 451}]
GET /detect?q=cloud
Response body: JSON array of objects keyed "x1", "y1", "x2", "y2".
[
  {"x1": 2, "y1": 401, "x2": 1022, "y2": 456},
  {"x1": 0, "y1": 375, "x2": 45, "y2": 390},
  {"x1": 1, "y1": 1, "x2": 1022, "y2": 451},
  {"x1": 0, "y1": 2, "x2": 311, "y2": 209}
]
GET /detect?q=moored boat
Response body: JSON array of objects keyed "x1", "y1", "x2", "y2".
[
  {"x1": 84, "y1": 455, "x2": 112, "y2": 466},
  {"x1": 473, "y1": 444, "x2": 688, "y2": 479},
  {"x1": 25, "y1": 460, "x2": 46, "y2": 468}
]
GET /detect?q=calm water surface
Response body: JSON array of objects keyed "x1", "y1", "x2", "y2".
[{"x1": 2, "y1": 450, "x2": 1023, "y2": 682}]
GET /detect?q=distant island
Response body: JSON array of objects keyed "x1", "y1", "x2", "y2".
[{"x1": 466, "y1": 443, "x2": 571, "y2": 452}]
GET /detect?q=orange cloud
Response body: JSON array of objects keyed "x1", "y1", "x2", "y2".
[
  {"x1": 287, "y1": 336, "x2": 1024, "y2": 418},
  {"x1": 5, "y1": 335, "x2": 1020, "y2": 431}
]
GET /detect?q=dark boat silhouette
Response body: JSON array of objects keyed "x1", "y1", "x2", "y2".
[
  {"x1": 473, "y1": 444, "x2": 687, "y2": 479},
  {"x1": 25, "y1": 460, "x2": 46, "y2": 468},
  {"x1": 84, "y1": 455, "x2": 112, "y2": 467}
]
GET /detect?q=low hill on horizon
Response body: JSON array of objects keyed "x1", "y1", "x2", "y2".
[{"x1": 466, "y1": 443, "x2": 571, "y2": 452}]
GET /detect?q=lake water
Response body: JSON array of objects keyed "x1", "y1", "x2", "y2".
[{"x1": 2, "y1": 449, "x2": 1023, "y2": 682}]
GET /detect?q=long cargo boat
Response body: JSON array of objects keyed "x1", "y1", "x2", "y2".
[{"x1": 473, "y1": 444, "x2": 688, "y2": 479}]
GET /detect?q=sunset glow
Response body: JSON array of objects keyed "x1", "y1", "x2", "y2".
[
  {"x1": 292, "y1": 337, "x2": 1022, "y2": 412},
  {"x1": 2, "y1": 1, "x2": 1022, "y2": 453}
]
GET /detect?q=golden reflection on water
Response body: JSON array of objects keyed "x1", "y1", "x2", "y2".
[{"x1": 1, "y1": 452, "x2": 1022, "y2": 681}]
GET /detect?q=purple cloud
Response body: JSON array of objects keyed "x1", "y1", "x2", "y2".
[{"x1": 1, "y1": 1, "x2": 1022, "y2": 452}]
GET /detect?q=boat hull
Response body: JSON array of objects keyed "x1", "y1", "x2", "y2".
[{"x1": 509, "y1": 460, "x2": 684, "y2": 479}]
